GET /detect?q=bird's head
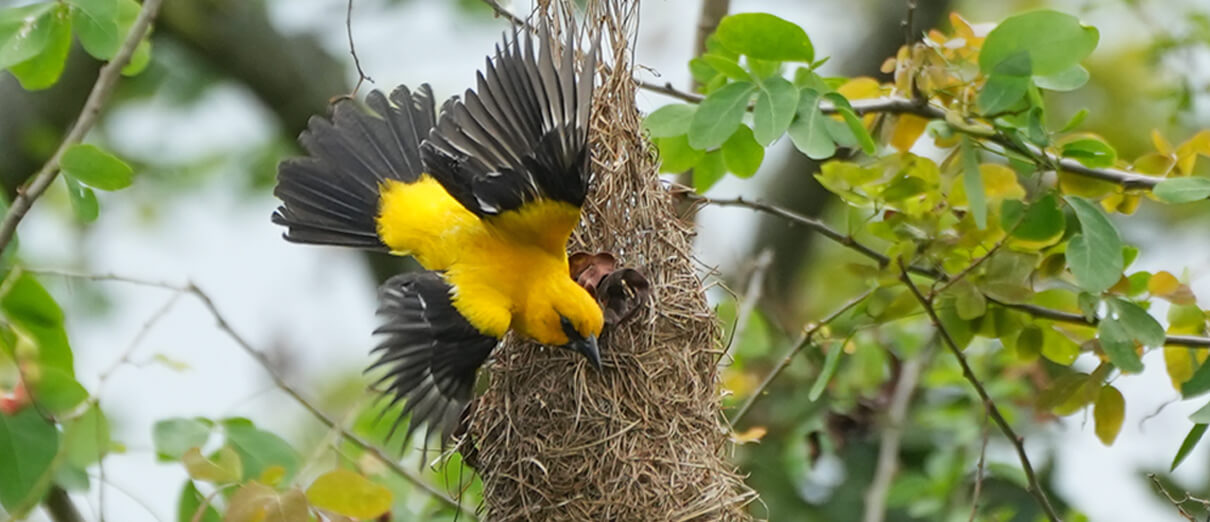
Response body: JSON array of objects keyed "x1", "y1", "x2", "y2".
[{"x1": 519, "y1": 273, "x2": 605, "y2": 369}]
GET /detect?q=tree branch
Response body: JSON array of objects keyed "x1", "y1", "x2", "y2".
[
  {"x1": 899, "y1": 265, "x2": 1061, "y2": 522},
  {"x1": 644, "y1": 83, "x2": 1166, "y2": 191},
  {"x1": 26, "y1": 269, "x2": 478, "y2": 519},
  {"x1": 0, "y1": 0, "x2": 163, "y2": 255},
  {"x1": 729, "y1": 287, "x2": 877, "y2": 425},
  {"x1": 691, "y1": 194, "x2": 1210, "y2": 348},
  {"x1": 863, "y1": 342, "x2": 932, "y2": 522},
  {"x1": 42, "y1": 486, "x2": 83, "y2": 522}
]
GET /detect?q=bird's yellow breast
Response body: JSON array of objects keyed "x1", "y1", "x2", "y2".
[{"x1": 375, "y1": 176, "x2": 586, "y2": 340}]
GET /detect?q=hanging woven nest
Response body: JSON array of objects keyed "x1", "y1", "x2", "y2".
[{"x1": 463, "y1": 1, "x2": 756, "y2": 519}]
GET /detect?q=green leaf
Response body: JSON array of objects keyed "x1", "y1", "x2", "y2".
[
  {"x1": 1171, "y1": 424, "x2": 1207, "y2": 471},
  {"x1": 1060, "y1": 108, "x2": 1089, "y2": 133},
  {"x1": 977, "y1": 52, "x2": 1031, "y2": 115},
  {"x1": 1153, "y1": 177, "x2": 1210, "y2": 204},
  {"x1": 809, "y1": 342, "x2": 842, "y2": 401},
  {"x1": 177, "y1": 481, "x2": 221, "y2": 522},
  {"x1": 787, "y1": 89, "x2": 835, "y2": 159},
  {"x1": 0, "y1": 3, "x2": 57, "y2": 71},
  {"x1": 946, "y1": 279, "x2": 987, "y2": 320},
  {"x1": 28, "y1": 367, "x2": 87, "y2": 415},
  {"x1": 0, "y1": 408, "x2": 59, "y2": 512},
  {"x1": 8, "y1": 6, "x2": 70, "y2": 90},
  {"x1": 960, "y1": 135, "x2": 987, "y2": 229},
  {"x1": 1190, "y1": 400, "x2": 1210, "y2": 424},
  {"x1": 721, "y1": 125, "x2": 763, "y2": 177},
  {"x1": 688, "y1": 81, "x2": 755, "y2": 149},
  {"x1": 1098, "y1": 318, "x2": 1142, "y2": 373},
  {"x1": 1110, "y1": 298, "x2": 1165, "y2": 347},
  {"x1": 222, "y1": 420, "x2": 301, "y2": 483},
  {"x1": 1061, "y1": 137, "x2": 1117, "y2": 168},
  {"x1": 305, "y1": 469, "x2": 393, "y2": 520},
  {"x1": 63, "y1": 175, "x2": 99, "y2": 223},
  {"x1": 752, "y1": 76, "x2": 798, "y2": 145},
  {"x1": 69, "y1": 0, "x2": 119, "y2": 60},
  {"x1": 1093, "y1": 385, "x2": 1125, "y2": 445},
  {"x1": 824, "y1": 93, "x2": 876, "y2": 155},
  {"x1": 693, "y1": 150, "x2": 726, "y2": 192},
  {"x1": 654, "y1": 135, "x2": 704, "y2": 174},
  {"x1": 979, "y1": 9, "x2": 1099, "y2": 76},
  {"x1": 688, "y1": 57, "x2": 718, "y2": 86},
  {"x1": 1001, "y1": 194, "x2": 1065, "y2": 248},
  {"x1": 226, "y1": 482, "x2": 307, "y2": 522},
  {"x1": 182, "y1": 446, "x2": 241, "y2": 484},
  {"x1": 715, "y1": 12, "x2": 813, "y2": 62},
  {"x1": 2, "y1": 272, "x2": 73, "y2": 375},
  {"x1": 1035, "y1": 65, "x2": 1090, "y2": 91},
  {"x1": 120, "y1": 37, "x2": 150, "y2": 76},
  {"x1": 63, "y1": 404, "x2": 110, "y2": 468},
  {"x1": 1182, "y1": 360, "x2": 1210, "y2": 398},
  {"x1": 701, "y1": 53, "x2": 749, "y2": 81},
  {"x1": 61, "y1": 144, "x2": 134, "y2": 191},
  {"x1": 154, "y1": 418, "x2": 212, "y2": 461},
  {"x1": 644, "y1": 104, "x2": 696, "y2": 138},
  {"x1": 1065, "y1": 196, "x2": 1124, "y2": 293}
]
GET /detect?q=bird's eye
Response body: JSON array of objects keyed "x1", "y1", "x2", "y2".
[{"x1": 559, "y1": 315, "x2": 579, "y2": 338}]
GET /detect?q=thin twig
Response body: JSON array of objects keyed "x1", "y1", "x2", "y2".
[
  {"x1": 862, "y1": 342, "x2": 932, "y2": 522},
  {"x1": 729, "y1": 288, "x2": 876, "y2": 425},
  {"x1": 345, "y1": 0, "x2": 374, "y2": 96},
  {"x1": 481, "y1": 0, "x2": 527, "y2": 28},
  {"x1": 693, "y1": 195, "x2": 1210, "y2": 348},
  {"x1": 899, "y1": 265, "x2": 1061, "y2": 522},
  {"x1": 901, "y1": 0, "x2": 918, "y2": 49},
  {"x1": 969, "y1": 420, "x2": 990, "y2": 522},
  {"x1": 1148, "y1": 473, "x2": 1209, "y2": 521},
  {"x1": 42, "y1": 486, "x2": 83, "y2": 522},
  {"x1": 27, "y1": 269, "x2": 478, "y2": 519},
  {"x1": 0, "y1": 0, "x2": 164, "y2": 254},
  {"x1": 725, "y1": 249, "x2": 772, "y2": 357}
]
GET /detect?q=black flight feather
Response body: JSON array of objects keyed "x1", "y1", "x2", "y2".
[
  {"x1": 272, "y1": 84, "x2": 438, "y2": 250},
  {"x1": 421, "y1": 24, "x2": 598, "y2": 217},
  {"x1": 369, "y1": 271, "x2": 498, "y2": 446}
]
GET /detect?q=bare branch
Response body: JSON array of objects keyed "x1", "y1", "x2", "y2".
[
  {"x1": 969, "y1": 421, "x2": 990, "y2": 522},
  {"x1": 692, "y1": 195, "x2": 1210, "y2": 348},
  {"x1": 481, "y1": 0, "x2": 527, "y2": 28},
  {"x1": 0, "y1": 0, "x2": 164, "y2": 254},
  {"x1": 899, "y1": 265, "x2": 1062, "y2": 522},
  {"x1": 27, "y1": 269, "x2": 478, "y2": 519},
  {"x1": 345, "y1": 0, "x2": 374, "y2": 96},
  {"x1": 863, "y1": 342, "x2": 932, "y2": 522},
  {"x1": 724, "y1": 248, "x2": 772, "y2": 358},
  {"x1": 729, "y1": 287, "x2": 876, "y2": 425}
]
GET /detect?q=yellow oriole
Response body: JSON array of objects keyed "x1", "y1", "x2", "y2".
[{"x1": 272, "y1": 26, "x2": 601, "y2": 443}]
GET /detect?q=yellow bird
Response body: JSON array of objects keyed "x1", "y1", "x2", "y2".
[{"x1": 272, "y1": 26, "x2": 602, "y2": 443}]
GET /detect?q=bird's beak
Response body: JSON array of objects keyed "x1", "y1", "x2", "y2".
[{"x1": 568, "y1": 335, "x2": 601, "y2": 370}]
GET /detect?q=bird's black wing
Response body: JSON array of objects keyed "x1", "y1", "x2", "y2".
[
  {"x1": 421, "y1": 25, "x2": 597, "y2": 216},
  {"x1": 368, "y1": 271, "x2": 499, "y2": 446},
  {"x1": 272, "y1": 84, "x2": 437, "y2": 249}
]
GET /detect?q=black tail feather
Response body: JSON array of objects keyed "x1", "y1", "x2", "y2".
[{"x1": 273, "y1": 84, "x2": 438, "y2": 250}]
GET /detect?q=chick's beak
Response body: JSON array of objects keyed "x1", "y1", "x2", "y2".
[{"x1": 568, "y1": 334, "x2": 601, "y2": 370}]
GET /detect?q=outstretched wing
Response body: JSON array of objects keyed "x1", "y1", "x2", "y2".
[
  {"x1": 421, "y1": 24, "x2": 597, "y2": 218},
  {"x1": 368, "y1": 271, "x2": 498, "y2": 446},
  {"x1": 272, "y1": 84, "x2": 438, "y2": 250}
]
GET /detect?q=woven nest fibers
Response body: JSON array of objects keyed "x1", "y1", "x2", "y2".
[{"x1": 463, "y1": 3, "x2": 756, "y2": 520}]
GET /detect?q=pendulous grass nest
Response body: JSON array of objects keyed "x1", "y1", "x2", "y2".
[{"x1": 462, "y1": 1, "x2": 756, "y2": 519}]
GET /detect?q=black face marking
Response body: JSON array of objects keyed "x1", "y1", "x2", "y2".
[{"x1": 560, "y1": 314, "x2": 582, "y2": 341}]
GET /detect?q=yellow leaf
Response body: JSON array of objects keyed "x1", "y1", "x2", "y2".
[
  {"x1": 722, "y1": 368, "x2": 758, "y2": 398},
  {"x1": 889, "y1": 114, "x2": 929, "y2": 152},
  {"x1": 225, "y1": 483, "x2": 308, "y2": 522},
  {"x1": 1149, "y1": 271, "x2": 1181, "y2": 296},
  {"x1": 259, "y1": 466, "x2": 286, "y2": 488},
  {"x1": 305, "y1": 469, "x2": 393, "y2": 520},
  {"x1": 1165, "y1": 347, "x2": 1194, "y2": 391},
  {"x1": 184, "y1": 446, "x2": 242, "y2": 484},
  {"x1": 1100, "y1": 192, "x2": 1141, "y2": 215},
  {"x1": 837, "y1": 77, "x2": 883, "y2": 100},
  {"x1": 1133, "y1": 153, "x2": 1175, "y2": 176},
  {"x1": 1058, "y1": 171, "x2": 1116, "y2": 198},
  {"x1": 731, "y1": 426, "x2": 767, "y2": 445},
  {"x1": 1152, "y1": 129, "x2": 1173, "y2": 156},
  {"x1": 1093, "y1": 386, "x2": 1125, "y2": 445},
  {"x1": 950, "y1": 164, "x2": 1024, "y2": 206},
  {"x1": 1176, "y1": 130, "x2": 1210, "y2": 175}
]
